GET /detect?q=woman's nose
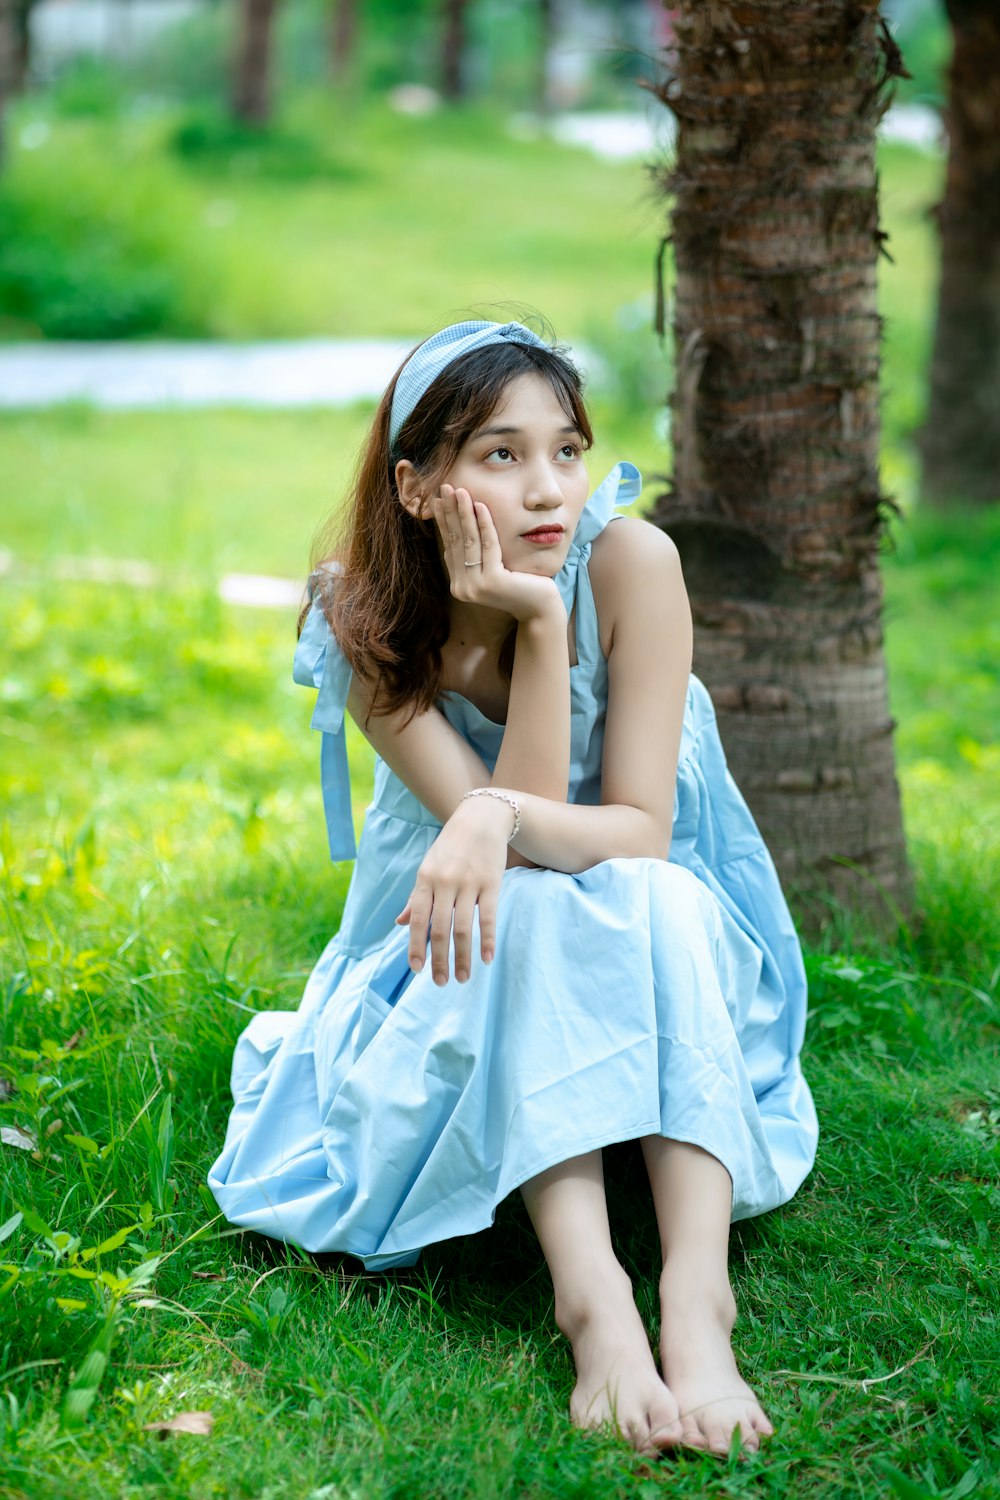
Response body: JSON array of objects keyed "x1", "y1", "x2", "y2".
[{"x1": 524, "y1": 463, "x2": 563, "y2": 506}]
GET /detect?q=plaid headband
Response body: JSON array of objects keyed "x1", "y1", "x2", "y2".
[{"x1": 389, "y1": 320, "x2": 551, "y2": 450}]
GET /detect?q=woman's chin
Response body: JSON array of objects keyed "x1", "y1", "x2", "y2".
[{"x1": 513, "y1": 551, "x2": 568, "y2": 578}]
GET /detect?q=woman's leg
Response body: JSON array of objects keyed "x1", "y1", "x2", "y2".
[
  {"x1": 520, "y1": 1149, "x2": 683, "y2": 1455},
  {"x1": 640, "y1": 1137, "x2": 774, "y2": 1454}
]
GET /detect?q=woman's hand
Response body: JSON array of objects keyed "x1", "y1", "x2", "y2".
[
  {"x1": 395, "y1": 794, "x2": 515, "y2": 984},
  {"x1": 433, "y1": 485, "x2": 562, "y2": 623}
]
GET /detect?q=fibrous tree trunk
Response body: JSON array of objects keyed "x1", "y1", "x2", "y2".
[
  {"x1": 537, "y1": 0, "x2": 556, "y2": 115},
  {"x1": 329, "y1": 0, "x2": 359, "y2": 84},
  {"x1": 441, "y1": 0, "x2": 469, "y2": 102},
  {"x1": 651, "y1": 0, "x2": 912, "y2": 930},
  {"x1": 0, "y1": 0, "x2": 16, "y2": 169},
  {"x1": 920, "y1": 0, "x2": 1000, "y2": 506},
  {"x1": 13, "y1": 0, "x2": 32, "y2": 92},
  {"x1": 232, "y1": 0, "x2": 279, "y2": 126}
]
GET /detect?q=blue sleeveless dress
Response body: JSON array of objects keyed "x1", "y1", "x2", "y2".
[{"x1": 208, "y1": 464, "x2": 819, "y2": 1269}]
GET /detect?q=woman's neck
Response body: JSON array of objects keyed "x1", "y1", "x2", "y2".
[{"x1": 446, "y1": 598, "x2": 514, "y2": 654}]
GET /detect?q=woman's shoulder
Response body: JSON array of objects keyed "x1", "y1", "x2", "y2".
[
  {"x1": 588, "y1": 513, "x2": 681, "y2": 576},
  {"x1": 587, "y1": 516, "x2": 686, "y2": 651}
]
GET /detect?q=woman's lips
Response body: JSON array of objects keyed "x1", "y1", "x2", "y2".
[{"x1": 521, "y1": 526, "x2": 565, "y2": 544}]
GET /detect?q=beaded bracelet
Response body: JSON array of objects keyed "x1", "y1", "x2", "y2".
[{"x1": 461, "y1": 788, "x2": 522, "y2": 844}]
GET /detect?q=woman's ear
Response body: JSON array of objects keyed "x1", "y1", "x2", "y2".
[{"x1": 395, "y1": 460, "x2": 431, "y2": 520}]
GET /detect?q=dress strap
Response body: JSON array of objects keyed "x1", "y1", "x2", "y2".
[
  {"x1": 555, "y1": 461, "x2": 640, "y2": 620},
  {"x1": 292, "y1": 573, "x2": 356, "y2": 862},
  {"x1": 556, "y1": 461, "x2": 641, "y2": 651}
]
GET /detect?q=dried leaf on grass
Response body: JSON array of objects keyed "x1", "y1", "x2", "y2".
[
  {"x1": 191, "y1": 1270, "x2": 228, "y2": 1281},
  {"x1": 1, "y1": 1125, "x2": 37, "y2": 1151},
  {"x1": 144, "y1": 1410, "x2": 214, "y2": 1438}
]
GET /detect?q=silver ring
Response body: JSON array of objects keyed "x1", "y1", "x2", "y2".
[{"x1": 464, "y1": 560, "x2": 481, "y2": 568}]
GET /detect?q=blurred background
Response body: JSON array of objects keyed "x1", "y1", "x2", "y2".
[{"x1": 0, "y1": 0, "x2": 993, "y2": 942}]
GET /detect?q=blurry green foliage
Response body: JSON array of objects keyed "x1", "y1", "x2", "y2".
[
  {"x1": 0, "y1": 197, "x2": 180, "y2": 339},
  {"x1": 46, "y1": 55, "x2": 132, "y2": 121},
  {"x1": 889, "y1": 0, "x2": 951, "y2": 107},
  {"x1": 170, "y1": 108, "x2": 361, "y2": 183},
  {"x1": 0, "y1": 119, "x2": 218, "y2": 338}
]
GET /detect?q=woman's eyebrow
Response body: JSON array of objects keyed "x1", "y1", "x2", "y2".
[{"x1": 474, "y1": 423, "x2": 580, "y2": 438}]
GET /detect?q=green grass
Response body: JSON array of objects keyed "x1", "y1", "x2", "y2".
[
  {"x1": 0, "y1": 96, "x2": 663, "y2": 342},
  {"x1": 1, "y1": 494, "x2": 997, "y2": 1497},
  {"x1": 0, "y1": 398, "x2": 667, "y2": 579}
]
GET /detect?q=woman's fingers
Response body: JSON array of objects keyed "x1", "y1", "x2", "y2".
[
  {"x1": 432, "y1": 490, "x2": 459, "y2": 579},
  {"x1": 435, "y1": 485, "x2": 484, "y2": 587},
  {"x1": 477, "y1": 882, "x2": 498, "y2": 964},
  {"x1": 428, "y1": 896, "x2": 455, "y2": 986},
  {"x1": 474, "y1": 500, "x2": 497, "y2": 550},
  {"x1": 406, "y1": 882, "x2": 432, "y2": 973},
  {"x1": 454, "y1": 488, "x2": 483, "y2": 570},
  {"x1": 451, "y1": 891, "x2": 477, "y2": 983}
]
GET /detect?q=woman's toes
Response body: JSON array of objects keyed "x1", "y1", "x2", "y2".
[
  {"x1": 679, "y1": 1413, "x2": 708, "y2": 1450},
  {"x1": 648, "y1": 1417, "x2": 684, "y2": 1450}
]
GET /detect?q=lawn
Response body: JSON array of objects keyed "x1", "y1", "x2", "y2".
[
  {"x1": 1, "y1": 485, "x2": 997, "y2": 1497},
  {"x1": 0, "y1": 96, "x2": 664, "y2": 343},
  {"x1": 1, "y1": 98, "x2": 996, "y2": 1500}
]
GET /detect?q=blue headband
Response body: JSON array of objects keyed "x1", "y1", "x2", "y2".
[{"x1": 389, "y1": 320, "x2": 552, "y2": 450}]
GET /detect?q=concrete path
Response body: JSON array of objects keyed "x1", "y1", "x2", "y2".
[
  {"x1": 0, "y1": 545, "x2": 304, "y2": 609},
  {"x1": 0, "y1": 336, "x2": 609, "y2": 410},
  {"x1": 0, "y1": 338, "x2": 415, "y2": 411}
]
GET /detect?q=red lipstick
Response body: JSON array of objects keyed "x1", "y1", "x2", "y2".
[{"x1": 521, "y1": 525, "x2": 565, "y2": 544}]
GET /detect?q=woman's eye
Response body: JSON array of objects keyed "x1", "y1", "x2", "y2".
[
  {"x1": 486, "y1": 447, "x2": 514, "y2": 463},
  {"x1": 558, "y1": 444, "x2": 580, "y2": 460}
]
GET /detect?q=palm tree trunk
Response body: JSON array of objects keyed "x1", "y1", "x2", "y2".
[
  {"x1": 537, "y1": 0, "x2": 556, "y2": 115},
  {"x1": 329, "y1": 0, "x2": 359, "y2": 85},
  {"x1": 0, "y1": 0, "x2": 16, "y2": 169},
  {"x1": 441, "y1": 0, "x2": 469, "y2": 102},
  {"x1": 650, "y1": 0, "x2": 912, "y2": 930},
  {"x1": 920, "y1": 0, "x2": 1000, "y2": 506},
  {"x1": 13, "y1": 0, "x2": 31, "y2": 92},
  {"x1": 232, "y1": 0, "x2": 279, "y2": 127}
]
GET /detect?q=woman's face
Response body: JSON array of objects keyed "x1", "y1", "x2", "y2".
[{"x1": 438, "y1": 373, "x2": 590, "y2": 577}]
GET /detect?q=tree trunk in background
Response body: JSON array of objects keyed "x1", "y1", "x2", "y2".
[
  {"x1": 0, "y1": 0, "x2": 16, "y2": 169},
  {"x1": 537, "y1": 0, "x2": 555, "y2": 115},
  {"x1": 441, "y1": 0, "x2": 469, "y2": 101},
  {"x1": 329, "y1": 0, "x2": 359, "y2": 85},
  {"x1": 920, "y1": 0, "x2": 1000, "y2": 506},
  {"x1": 232, "y1": 0, "x2": 278, "y2": 126},
  {"x1": 13, "y1": 0, "x2": 31, "y2": 92},
  {"x1": 651, "y1": 0, "x2": 912, "y2": 931}
]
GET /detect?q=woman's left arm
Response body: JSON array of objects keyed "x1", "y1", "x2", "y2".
[{"x1": 487, "y1": 517, "x2": 693, "y2": 872}]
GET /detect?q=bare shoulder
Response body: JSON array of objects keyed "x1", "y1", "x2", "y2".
[
  {"x1": 589, "y1": 514, "x2": 682, "y2": 583},
  {"x1": 587, "y1": 517, "x2": 686, "y2": 654}
]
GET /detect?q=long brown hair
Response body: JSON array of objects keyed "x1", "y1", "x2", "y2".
[{"x1": 305, "y1": 337, "x2": 593, "y2": 722}]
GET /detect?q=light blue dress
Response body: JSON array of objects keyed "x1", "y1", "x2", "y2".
[{"x1": 208, "y1": 464, "x2": 819, "y2": 1269}]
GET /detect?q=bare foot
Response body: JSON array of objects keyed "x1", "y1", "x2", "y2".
[
  {"x1": 659, "y1": 1265, "x2": 774, "y2": 1456},
  {"x1": 556, "y1": 1266, "x2": 684, "y2": 1456}
]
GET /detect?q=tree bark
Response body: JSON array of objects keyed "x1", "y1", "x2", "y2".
[
  {"x1": 232, "y1": 0, "x2": 279, "y2": 127},
  {"x1": 537, "y1": 0, "x2": 555, "y2": 115},
  {"x1": 920, "y1": 0, "x2": 1000, "y2": 506},
  {"x1": 651, "y1": 0, "x2": 912, "y2": 931},
  {"x1": 0, "y1": 0, "x2": 16, "y2": 169},
  {"x1": 441, "y1": 0, "x2": 469, "y2": 102},
  {"x1": 329, "y1": 0, "x2": 359, "y2": 85},
  {"x1": 12, "y1": 0, "x2": 31, "y2": 93}
]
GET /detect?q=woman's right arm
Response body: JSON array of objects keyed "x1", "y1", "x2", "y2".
[{"x1": 345, "y1": 488, "x2": 575, "y2": 983}]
